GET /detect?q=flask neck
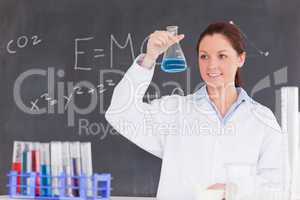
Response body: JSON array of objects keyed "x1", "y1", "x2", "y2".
[{"x1": 166, "y1": 26, "x2": 178, "y2": 36}]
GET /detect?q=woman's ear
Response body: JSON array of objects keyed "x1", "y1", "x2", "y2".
[{"x1": 238, "y1": 52, "x2": 246, "y2": 68}]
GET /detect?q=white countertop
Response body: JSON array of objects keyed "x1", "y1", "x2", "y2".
[
  {"x1": 0, "y1": 196, "x2": 156, "y2": 200},
  {"x1": 111, "y1": 198, "x2": 155, "y2": 200}
]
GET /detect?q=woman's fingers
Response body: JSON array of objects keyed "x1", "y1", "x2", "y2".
[
  {"x1": 156, "y1": 33, "x2": 171, "y2": 47},
  {"x1": 154, "y1": 38, "x2": 165, "y2": 47},
  {"x1": 176, "y1": 34, "x2": 185, "y2": 42},
  {"x1": 153, "y1": 31, "x2": 184, "y2": 47},
  {"x1": 156, "y1": 36, "x2": 168, "y2": 47},
  {"x1": 145, "y1": 30, "x2": 185, "y2": 63}
]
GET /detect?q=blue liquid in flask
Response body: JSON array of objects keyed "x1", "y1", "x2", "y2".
[
  {"x1": 161, "y1": 26, "x2": 187, "y2": 73},
  {"x1": 161, "y1": 58, "x2": 187, "y2": 73}
]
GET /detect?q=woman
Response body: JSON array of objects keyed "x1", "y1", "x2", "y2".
[{"x1": 105, "y1": 22, "x2": 290, "y2": 199}]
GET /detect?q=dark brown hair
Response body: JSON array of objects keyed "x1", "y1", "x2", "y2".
[{"x1": 196, "y1": 21, "x2": 245, "y2": 87}]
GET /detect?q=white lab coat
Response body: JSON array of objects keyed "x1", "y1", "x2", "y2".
[{"x1": 105, "y1": 54, "x2": 290, "y2": 200}]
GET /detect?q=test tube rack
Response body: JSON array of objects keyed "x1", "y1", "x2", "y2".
[{"x1": 7, "y1": 171, "x2": 111, "y2": 200}]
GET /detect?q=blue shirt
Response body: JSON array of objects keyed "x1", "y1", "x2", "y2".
[{"x1": 194, "y1": 84, "x2": 251, "y2": 126}]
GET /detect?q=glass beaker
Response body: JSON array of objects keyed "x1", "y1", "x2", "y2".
[
  {"x1": 161, "y1": 26, "x2": 187, "y2": 73},
  {"x1": 224, "y1": 162, "x2": 290, "y2": 200}
]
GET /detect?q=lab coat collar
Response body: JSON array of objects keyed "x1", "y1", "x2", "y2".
[{"x1": 193, "y1": 84, "x2": 251, "y2": 104}]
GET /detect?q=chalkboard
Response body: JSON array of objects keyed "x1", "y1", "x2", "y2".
[{"x1": 0, "y1": 0, "x2": 299, "y2": 196}]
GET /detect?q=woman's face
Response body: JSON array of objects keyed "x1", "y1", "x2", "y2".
[{"x1": 198, "y1": 33, "x2": 245, "y2": 89}]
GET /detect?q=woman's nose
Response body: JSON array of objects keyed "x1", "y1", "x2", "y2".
[{"x1": 207, "y1": 58, "x2": 219, "y2": 70}]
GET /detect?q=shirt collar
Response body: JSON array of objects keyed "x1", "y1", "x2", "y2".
[{"x1": 193, "y1": 84, "x2": 251, "y2": 104}]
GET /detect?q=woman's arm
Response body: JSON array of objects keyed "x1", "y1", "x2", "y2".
[
  {"x1": 105, "y1": 31, "x2": 184, "y2": 158},
  {"x1": 256, "y1": 126, "x2": 290, "y2": 191},
  {"x1": 252, "y1": 103, "x2": 291, "y2": 191}
]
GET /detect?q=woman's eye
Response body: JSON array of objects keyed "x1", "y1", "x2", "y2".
[
  {"x1": 200, "y1": 55, "x2": 208, "y2": 60},
  {"x1": 219, "y1": 54, "x2": 227, "y2": 59}
]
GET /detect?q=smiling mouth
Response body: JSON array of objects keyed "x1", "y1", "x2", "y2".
[{"x1": 207, "y1": 73, "x2": 223, "y2": 78}]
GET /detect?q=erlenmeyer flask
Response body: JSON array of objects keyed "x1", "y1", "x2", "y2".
[{"x1": 161, "y1": 26, "x2": 187, "y2": 73}]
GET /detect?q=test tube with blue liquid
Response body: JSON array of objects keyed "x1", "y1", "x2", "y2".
[
  {"x1": 161, "y1": 26, "x2": 187, "y2": 73},
  {"x1": 40, "y1": 143, "x2": 51, "y2": 197}
]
